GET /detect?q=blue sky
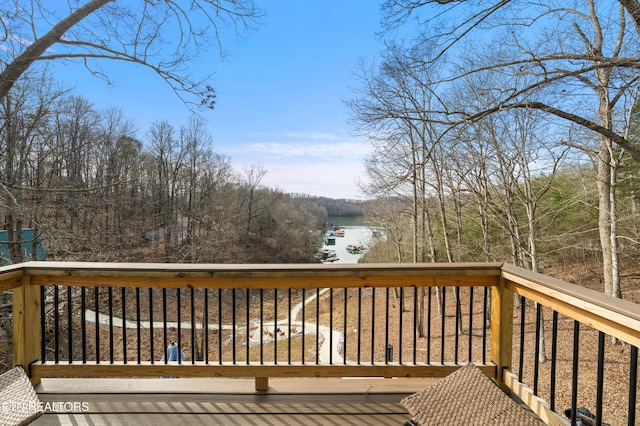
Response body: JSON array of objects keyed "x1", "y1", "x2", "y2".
[{"x1": 56, "y1": 1, "x2": 394, "y2": 199}]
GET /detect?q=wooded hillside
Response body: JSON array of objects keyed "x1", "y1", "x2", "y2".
[{"x1": 0, "y1": 85, "x2": 373, "y2": 264}]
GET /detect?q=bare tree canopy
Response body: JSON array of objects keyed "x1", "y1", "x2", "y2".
[
  {"x1": 0, "y1": 0, "x2": 262, "y2": 107},
  {"x1": 370, "y1": 0, "x2": 640, "y2": 300},
  {"x1": 379, "y1": 0, "x2": 640, "y2": 162}
]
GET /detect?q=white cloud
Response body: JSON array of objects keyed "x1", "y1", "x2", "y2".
[
  {"x1": 242, "y1": 141, "x2": 369, "y2": 160},
  {"x1": 227, "y1": 132, "x2": 370, "y2": 160},
  {"x1": 240, "y1": 160, "x2": 367, "y2": 199},
  {"x1": 249, "y1": 132, "x2": 342, "y2": 141},
  {"x1": 226, "y1": 132, "x2": 371, "y2": 199}
]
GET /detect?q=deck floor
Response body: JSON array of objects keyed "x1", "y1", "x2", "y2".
[{"x1": 32, "y1": 377, "x2": 438, "y2": 425}]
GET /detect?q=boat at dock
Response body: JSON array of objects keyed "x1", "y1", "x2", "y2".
[
  {"x1": 346, "y1": 243, "x2": 367, "y2": 254},
  {"x1": 324, "y1": 230, "x2": 336, "y2": 245},
  {"x1": 315, "y1": 248, "x2": 339, "y2": 263}
]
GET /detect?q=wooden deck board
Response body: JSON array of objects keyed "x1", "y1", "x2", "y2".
[
  {"x1": 35, "y1": 376, "x2": 439, "y2": 394},
  {"x1": 32, "y1": 378, "x2": 433, "y2": 425},
  {"x1": 34, "y1": 412, "x2": 408, "y2": 425}
]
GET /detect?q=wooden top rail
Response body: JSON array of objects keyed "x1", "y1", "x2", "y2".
[
  {"x1": 4, "y1": 261, "x2": 638, "y2": 347},
  {"x1": 12, "y1": 261, "x2": 503, "y2": 289},
  {"x1": 502, "y1": 263, "x2": 640, "y2": 348},
  {"x1": 0, "y1": 263, "x2": 28, "y2": 292}
]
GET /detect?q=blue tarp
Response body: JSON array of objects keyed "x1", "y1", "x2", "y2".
[
  {"x1": 0, "y1": 228, "x2": 46, "y2": 265},
  {"x1": 161, "y1": 342, "x2": 186, "y2": 362}
]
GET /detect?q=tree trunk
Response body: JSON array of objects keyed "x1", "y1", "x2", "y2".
[
  {"x1": 609, "y1": 154, "x2": 622, "y2": 299},
  {"x1": 0, "y1": 0, "x2": 115, "y2": 102},
  {"x1": 597, "y1": 139, "x2": 617, "y2": 297}
]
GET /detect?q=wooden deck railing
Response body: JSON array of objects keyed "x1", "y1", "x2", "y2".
[{"x1": 1, "y1": 261, "x2": 638, "y2": 425}]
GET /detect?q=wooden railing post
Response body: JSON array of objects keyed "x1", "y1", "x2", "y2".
[
  {"x1": 12, "y1": 274, "x2": 42, "y2": 385},
  {"x1": 255, "y1": 376, "x2": 269, "y2": 391},
  {"x1": 490, "y1": 274, "x2": 513, "y2": 390}
]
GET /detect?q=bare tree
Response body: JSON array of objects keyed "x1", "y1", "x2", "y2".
[
  {"x1": 147, "y1": 119, "x2": 179, "y2": 261},
  {"x1": 350, "y1": 43, "x2": 468, "y2": 330},
  {"x1": 93, "y1": 108, "x2": 140, "y2": 249},
  {"x1": 363, "y1": 197, "x2": 411, "y2": 264},
  {"x1": 0, "y1": 67, "x2": 65, "y2": 261},
  {"x1": 348, "y1": 44, "x2": 443, "y2": 265},
  {"x1": 180, "y1": 116, "x2": 212, "y2": 261},
  {"x1": 0, "y1": 0, "x2": 260, "y2": 264},
  {"x1": 239, "y1": 166, "x2": 268, "y2": 252},
  {"x1": 380, "y1": 0, "x2": 640, "y2": 298},
  {"x1": 0, "y1": 0, "x2": 262, "y2": 106}
]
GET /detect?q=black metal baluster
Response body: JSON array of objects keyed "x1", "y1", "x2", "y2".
[
  {"x1": 54, "y1": 285, "x2": 59, "y2": 364},
  {"x1": 177, "y1": 288, "x2": 182, "y2": 365},
  {"x1": 94, "y1": 287, "x2": 99, "y2": 363},
  {"x1": 343, "y1": 288, "x2": 348, "y2": 365},
  {"x1": 628, "y1": 345, "x2": 638, "y2": 426},
  {"x1": 218, "y1": 289, "x2": 223, "y2": 364},
  {"x1": 190, "y1": 288, "x2": 195, "y2": 364},
  {"x1": 148, "y1": 288, "x2": 153, "y2": 364},
  {"x1": 550, "y1": 311, "x2": 558, "y2": 411},
  {"x1": 121, "y1": 287, "x2": 127, "y2": 364},
  {"x1": 440, "y1": 287, "x2": 446, "y2": 364},
  {"x1": 427, "y1": 287, "x2": 432, "y2": 364},
  {"x1": 108, "y1": 287, "x2": 114, "y2": 363},
  {"x1": 40, "y1": 286, "x2": 46, "y2": 363},
  {"x1": 385, "y1": 287, "x2": 390, "y2": 364},
  {"x1": 204, "y1": 288, "x2": 209, "y2": 364},
  {"x1": 413, "y1": 286, "x2": 418, "y2": 365},
  {"x1": 302, "y1": 288, "x2": 305, "y2": 365},
  {"x1": 288, "y1": 288, "x2": 292, "y2": 364},
  {"x1": 246, "y1": 288, "x2": 250, "y2": 365},
  {"x1": 519, "y1": 296, "x2": 526, "y2": 381},
  {"x1": 534, "y1": 303, "x2": 541, "y2": 395},
  {"x1": 232, "y1": 288, "x2": 236, "y2": 365},
  {"x1": 67, "y1": 286, "x2": 72, "y2": 363},
  {"x1": 371, "y1": 287, "x2": 376, "y2": 364},
  {"x1": 595, "y1": 331, "x2": 605, "y2": 426},
  {"x1": 329, "y1": 288, "x2": 333, "y2": 364},
  {"x1": 316, "y1": 288, "x2": 320, "y2": 364},
  {"x1": 136, "y1": 288, "x2": 141, "y2": 364},
  {"x1": 260, "y1": 288, "x2": 264, "y2": 364},
  {"x1": 454, "y1": 287, "x2": 460, "y2": 364},
  {"x1": 482, "y1": 287, "x2": 488, "y2": 364},
  {"x1": 398, "y1": 287, "x2": 404, "y2": 364},
  {"x1": 81, "y1": 287, "x2": 86, "y2": 363},
  {"x1": 399, "y1": 287, "x2": 403, "y2": 365},
  {"x1": 357, "y1": 287, "x2": 361, "y2": 364},
  {"x1": 398, "y1": 287, "x2": 402, "y2": 364},
  {"x1": 274, "y1": 288, "x2": 278, "y2": 365},
  {"x1": 162, "y1": 288, "x2": 167, "y2": 364},
  {"x1": 468, "y1": 287, "x2": 473, "y2": 363},
  {"x1": 570, "y1": 321, "x2": 580, "y2": 426}
]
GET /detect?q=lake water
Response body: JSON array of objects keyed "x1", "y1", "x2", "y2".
[
  {"x1": 327, "y1": 216, "x2": 367, "y2": 227},
  {"x1": 323, "y1": 226, "x2": 372, "y2": 264}
]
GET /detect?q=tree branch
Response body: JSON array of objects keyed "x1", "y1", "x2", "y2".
[
  {"x1": 0, "y1": 0, "x2": 114, "y2": 101},
  {"x1": 469, "y1": 101, "x2": 640, "y2": 162}
]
